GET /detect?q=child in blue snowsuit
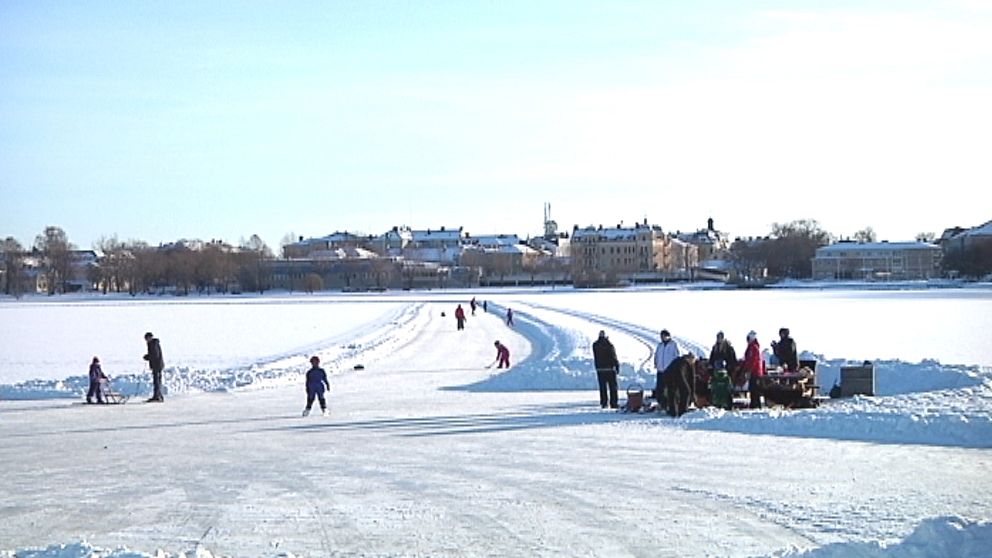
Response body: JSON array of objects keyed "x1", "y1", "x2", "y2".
[{"x1": 303, "y1": 356, "x2": 330, "y2": 416}]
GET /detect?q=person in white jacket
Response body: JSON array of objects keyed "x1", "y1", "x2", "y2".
[{"x1": 653, "y1": 329, "x2": 680, "y2": 407}]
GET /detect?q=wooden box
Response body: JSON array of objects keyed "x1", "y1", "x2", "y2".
[{"x1": 840, "y1": 365, "x2": 875, "y2": 397}]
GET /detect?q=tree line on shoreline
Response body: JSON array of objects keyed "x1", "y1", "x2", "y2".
[{"x1": 2, "y1": 219, "x2": 990, "y2": 297}]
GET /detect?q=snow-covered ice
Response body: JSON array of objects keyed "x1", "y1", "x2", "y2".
[{"x1": 1, "y1": 286, "x2": 990, "y2": 557}]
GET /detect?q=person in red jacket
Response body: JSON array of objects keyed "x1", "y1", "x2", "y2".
[
  {"x1": 493, "y1": 341, "x2": 511, "y2": 369},
  {"x1": 740, "y1": 330, "x2": 766, "y2": 409},
  {"x1": 454, "y1": 304, "x2": 466, "y2": 330}
]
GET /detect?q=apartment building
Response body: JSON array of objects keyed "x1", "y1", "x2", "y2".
[
  {"x1": 571, "y1": 221, "x2": 694, "y2": 285},
  {"x1": 811, "y1": 241, "x2": 941, "y2": 280}
]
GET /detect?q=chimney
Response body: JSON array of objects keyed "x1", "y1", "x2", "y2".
[{"x1": 708, "y1": 218, "x2": 714, "y2": 231}]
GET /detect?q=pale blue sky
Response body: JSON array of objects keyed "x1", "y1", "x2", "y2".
[{"x1": 3, "y1": 1, "x2": 990, "y2": 251}]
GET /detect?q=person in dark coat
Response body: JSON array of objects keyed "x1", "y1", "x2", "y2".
[
  {"x1": 143, "y1": 332, "x2": 165, "y2": 402},
  {"x1": 455, "y1": 304, "x2": 466, "y2": 330},
  {"x1": 709, "y1": 331, "x2": 738, "y2": 375},
  {"x1": 303, "y1": 356, "x2": 330, "y2": 417},
  {"x1": 663, "y1": 352, "x2": 697, "y2": 417},
  {"x1": 470, "y1": 297, "x2": 477, "y2": 316},
  {"x1": 592, "y1": 330, "x2": 620, "y2": 409},
  {"x1": 771, "y1": 327, "x2": 798, "y2": 372},
  {"x1": 86, "y1": 356, "x2": 107, "y2": 404},
  {"x1": 505, "y1": 307, "x2": 514, "y2": 326}
]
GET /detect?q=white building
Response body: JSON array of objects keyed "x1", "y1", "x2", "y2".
[{"x1": 812, "y1": 241, "x2": 941, "y2": 280}]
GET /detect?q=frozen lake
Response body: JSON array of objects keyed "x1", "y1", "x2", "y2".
[
  {"x1": 2, "y1": 286, "x2": 990, "y2": 387},
  {"x1": 2, "y1": 285, "x2": 991, "y2": 556}
]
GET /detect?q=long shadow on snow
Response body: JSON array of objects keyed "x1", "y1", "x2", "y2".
[
  {"x1": 260, "y1": 401, "x2": 663, "y2": 438},
  {"x1": 1, "y1": 411, "x2": 305, "y2": 440}
]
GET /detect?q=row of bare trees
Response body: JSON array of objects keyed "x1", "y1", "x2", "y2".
[
  {"x1": 726, "y1": 220, "x2": 834, "y2": 281},
  {"x1": 1, "y1": 227, "x2": 275, "y2": 297},
  {"x1": 90, "y1": 235, "x2": 275, "y2": 296}
]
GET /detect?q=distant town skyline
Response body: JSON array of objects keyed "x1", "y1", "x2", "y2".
[{"x1": 3, "y1": 1, "x2": 991, "y2": 250}]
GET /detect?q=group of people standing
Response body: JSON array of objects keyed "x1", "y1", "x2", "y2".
[
  {"x1": 709, "y1": 327, "x2": 798, "y2": 408},
  {"x1": 592, "y1": 326, "x2": 798, "y2": 416}
]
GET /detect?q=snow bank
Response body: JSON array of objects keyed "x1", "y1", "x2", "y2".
[
  {"x1": 6, "y1": 516, "x2": 988, "y2": 558},
  {"x1": 771, "y1": 516, "x2": 992, "y2": 557},
  {"x1": 0, "y1": 541, "x2": 296, "y2": 558}
]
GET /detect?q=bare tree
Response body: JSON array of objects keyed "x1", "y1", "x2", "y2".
[
  {"x1": 280, "y1": 232, "x2": 298, "y2": 259},
  {"x1": 765, "y1": 220, "x2": 833, "y2": 278},
  {"x1": 302, "y1": 272, "x2": 323, "y2": 293},
  {"x1": 34, "y1": 226, "x2": 74, "y2": 294},
  {"x1": 239, "y1": 234, "x2": 274, "y2": 293},
  {"x1": 94, "y1": 235, "x2": 129, "y2": 294},
  {"x1": 916, "y1": 232, "x2": 936, "y2": 243},
  {"x1": 854, "y1": 227, "x2": 877, "y2": 243},
  {"x1": 1, "y1": 237, "x2": 26, "y2": 297}
]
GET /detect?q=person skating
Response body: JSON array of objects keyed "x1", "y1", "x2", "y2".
[
  {"x1": 653, "y1": 329, "x2": 679, "y2": 408},
  {"x1": 493, "y1": 341, "x2": 511, "y2": 369},
  {"x1": 455, "y1": 304, "x2": 466, "y2": 330},
  {"x1": 143, "y1": 332, "x2": 165, "y2": 402},
  {"x1": 303, "y1": 356, "x2": 330, "y2": 417},
  {"x1": 470, "y1": 297, "x2": 477, "y2": 316},
  {"x1": 86, "y1": 356, "x2": 107, "y2": 404},
  {"x1": 592, "y1": 330, "x2": 620, "y2": 409},
  {"x1": 505, "y1": 308, "x2": 514, "y2": 326}
]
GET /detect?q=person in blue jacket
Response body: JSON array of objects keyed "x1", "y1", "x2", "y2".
[{"x1": 303, "y1": 355, "x2": 330, "y2": 417}]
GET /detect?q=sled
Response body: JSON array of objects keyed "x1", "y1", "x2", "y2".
[{"x1": 99, "y1": 378, "x2": 128, "y2": 404}]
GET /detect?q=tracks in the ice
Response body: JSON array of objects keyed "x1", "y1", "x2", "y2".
[{"x1": 507, "y1": 301, "x2": 710, "y2": 371}]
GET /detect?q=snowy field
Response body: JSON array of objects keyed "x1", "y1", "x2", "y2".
[{"x1": 1, "y1": 286, "x2": 991, "y2": 557}]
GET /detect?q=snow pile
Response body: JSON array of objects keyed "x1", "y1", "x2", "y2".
[
  {"x1": 6, "y1": 516, "x2": 989, "y2": 558},
  {"x1": 0, "y1": 542, "x2": 298, "y2": 558},
  {"x1": 772, "y1": 516, "x2": 992, "y2": 557}
]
